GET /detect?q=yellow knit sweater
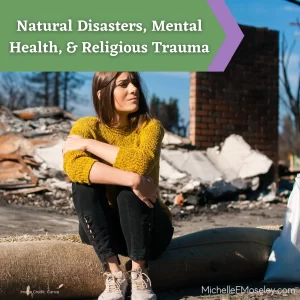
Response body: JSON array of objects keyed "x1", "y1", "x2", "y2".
[{"x1": 63, "y1": 116, "x2": 172, "y2": 222}]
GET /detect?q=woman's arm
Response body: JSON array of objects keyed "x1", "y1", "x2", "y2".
[
  {"x1": 87, "y1": 160, "x2": 134, "y2": 186},
  {"x1": 64, "y1": 147, "x2": 157, "y2": 208},
  {"x1": 63, "y1": 117, "x2": 102, "y2": 184},
  {"x1": 113, "y1": 119, "x2": 164, "y2": 177},
  {"x1": 63, "y1": 137, "x2": 119, "y2": 165},
  {"x1": 64, "y1": 119, "x2": 164, "y2": 175},
  {"x1": 63, "y1": 117, "x2": 157, "y2": 207},
  {"x1": 88, "y1": 161, "x2": 157, "y2": 208},
  {"x1": 86, "y1": 140, "x2": 118, "y2": 165}
]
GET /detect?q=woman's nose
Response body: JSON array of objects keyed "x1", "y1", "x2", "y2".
[{"x1": 129, "y1": 82, "x2": 137, "y2": 94}]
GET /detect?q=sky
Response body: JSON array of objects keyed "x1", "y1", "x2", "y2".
[{"x1": 73, "y1": 0, "x2": 300, "y2": 127}]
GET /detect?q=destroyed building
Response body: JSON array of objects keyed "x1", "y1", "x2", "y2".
[
  {"x1": 0, "y1": 25, "x2": 289, "y2": 220},
  {"x1": 189, "y1": 25, "x2": 279, "y2": 179},
  {"x1": 0, "y1": 102, "x2": 288, "y2": 221}
]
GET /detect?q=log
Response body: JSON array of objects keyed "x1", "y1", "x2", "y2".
[{"x1": 0, "y1": 227, "x2": 280, "y2": 299}]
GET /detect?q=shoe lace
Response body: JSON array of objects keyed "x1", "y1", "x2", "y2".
[
  {"x1": 130, "y1": 269, "x2": 152, "y2": 291},
  {"x1": 103, "y1": 272, "x2": 122, "y2": 293}
]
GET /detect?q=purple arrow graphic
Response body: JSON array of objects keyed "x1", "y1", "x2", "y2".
[{"x1": 207, "y1": 0, "x2": 244, "y2": 72}]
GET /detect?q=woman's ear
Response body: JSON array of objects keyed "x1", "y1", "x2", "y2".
[{"x1": 97, "y1": 90, "x2": 101, "y2": 100}]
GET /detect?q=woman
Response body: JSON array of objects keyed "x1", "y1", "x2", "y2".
[{"x1": 63, "y1": 72, "x2": 174, "y2": 300}]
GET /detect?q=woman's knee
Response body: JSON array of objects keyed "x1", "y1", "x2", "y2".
[
  {"x1": 72, "y1": 183, "x2": 106, "y2": 208},
  {"x1": 116, "y1": 188, "x2": 139, "y2": 205},
  {"x1": 72, "y1": 183, "x2": 113, "y2": 232},
  {"x1": 72, "y1": 182, "x2": 105, "y2": 199},
  {"x1": 116, "y1": 187, "x2": 152, "y2": 223}
]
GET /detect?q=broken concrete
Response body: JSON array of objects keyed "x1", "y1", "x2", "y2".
[
  {"x1": 0, "y1": 105, "x2": 292, "y2": 219},
  {"x1": 161, "y1": 149, "x2": 222, "y2": 183},
  {"x1": 159, "y1": 134, "x2": 277, "y2": 207},
  {"x1": 34, "y1": 140, "x2": 65, "y2": 171},
  {"x1": 162, "y1": 130, "x2": 192, "y2": 148},
  {"x1": 0, "y1": 106, "x2": 74, "y2": 214},
  {"x1": 206, "y1": 134, "x2": 273, "y2": 180}
]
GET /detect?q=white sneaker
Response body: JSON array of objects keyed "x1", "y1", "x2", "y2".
[
  {"x1": 131, "y1": 268, "x2": 157, "y2": 300},
  {"x1": 98, "y1": 271, "x2": 128, "y2": 300}
]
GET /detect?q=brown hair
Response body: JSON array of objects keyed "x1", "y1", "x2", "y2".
[{"x1": 92, "y1": 72, "x2": 151, "y2": 130}]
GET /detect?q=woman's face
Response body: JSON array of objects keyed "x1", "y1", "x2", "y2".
[{"x1": 113, "y1": 72, "x2": 139, "y2": 115}]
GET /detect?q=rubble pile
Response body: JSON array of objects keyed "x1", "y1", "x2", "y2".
[
  {"x1": 0, "y1": 106, "x2": 293, "y2": 219},
  {"x1": 159, "y1": 133, "x2": 291, "y2": 219},
  {"x1": 1, "y1": 106, "x2": 76, "y2": 137},
  {"x1": 0, "y1": 106, "x2": 75, "y2": 215}
]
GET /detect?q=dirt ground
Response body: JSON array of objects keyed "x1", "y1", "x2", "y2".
[
  {"x1": 1, "y1": 201, "x2": 299, "y2": 300},
  {"x1": 0, "y1": 200, "x2": 287, "y2": 238}
]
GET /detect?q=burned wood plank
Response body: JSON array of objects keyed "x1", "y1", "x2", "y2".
[
  {"x1": 3, "y1": 186, "x2": 49, "y2": 196},
  {"x1": 0, "y1": 182, "x2": 37, "y2": 189},
  {"x1": 0, "y1": 154, "x2": 38, "y2": 185}
]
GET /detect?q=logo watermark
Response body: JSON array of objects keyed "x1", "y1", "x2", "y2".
[
  {"x1": 202, "y1": 285, "x2": 296, "y2": 296},
  {"x1": 20, "y1": 284, "x2": 63, "y2": 298}
]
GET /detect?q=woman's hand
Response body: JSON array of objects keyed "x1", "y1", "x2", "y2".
[
  {"x1": 63, "y1": 135, "x2": 89, "y2": 155},
  {"x1": 131, "y1": 174, "x2": 158, "y2": 208}
]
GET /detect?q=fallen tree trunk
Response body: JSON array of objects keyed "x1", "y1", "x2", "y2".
[{"x1": 0, "y1": 227, "x2": 280, "y2": 299}]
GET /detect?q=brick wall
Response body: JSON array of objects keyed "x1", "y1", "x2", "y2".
[{"x1": 189, "y1": 25, "x2": 279, "y2": 165}]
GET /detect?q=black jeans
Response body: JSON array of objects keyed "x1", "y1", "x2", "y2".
[{"x1": 72, "y1": 183, "x2": 174, "y2": 271}]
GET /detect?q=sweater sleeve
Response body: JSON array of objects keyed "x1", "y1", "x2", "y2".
[
  {"x1": 63, "y1": 117, "x2": 100, "y2": 184},
  {"x1": 113, "y1": 119, "x2": 164, "y2": 176}
]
